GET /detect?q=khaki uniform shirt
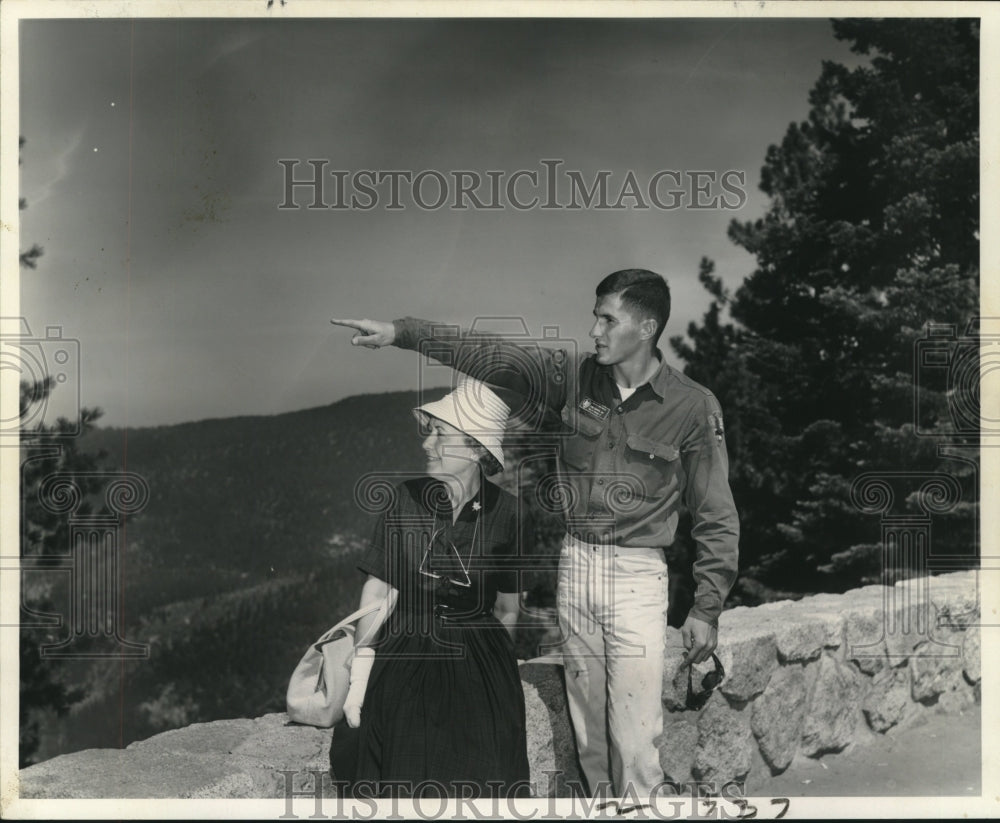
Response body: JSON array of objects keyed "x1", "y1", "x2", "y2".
[{"x1": 394, "y1": 317, "x2": 739, "y2": 626}]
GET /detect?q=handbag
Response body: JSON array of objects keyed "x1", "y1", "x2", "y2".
[{"x1": 286, "y1": 598, "x2": 390, "y2": 728}]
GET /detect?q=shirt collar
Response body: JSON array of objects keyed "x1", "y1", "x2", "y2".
[
  {"x1": 600, "y1": 349, "x2": 670, "y2": 400},
  {"x1": 647, "y1": 350, "x2": 671, "y2": 400}
]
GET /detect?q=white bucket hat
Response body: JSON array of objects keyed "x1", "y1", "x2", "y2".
[{"x1": 413, "y1": 378, "x2": 510, "y2": 470}]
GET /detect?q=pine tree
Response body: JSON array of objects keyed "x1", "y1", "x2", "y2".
[
  {"x1": 18, "y1": 138, "x2": 107, "y2": 765},
  {"x1": 671, "y1": 19, "x2": 979, "y2": 597}
]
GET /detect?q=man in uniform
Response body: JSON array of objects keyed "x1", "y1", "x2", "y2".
[{"x1": 331, "y1": 268, "x2": 739, "y2": 799}]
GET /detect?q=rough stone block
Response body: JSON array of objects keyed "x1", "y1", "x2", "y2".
[
  {"x1": 520, "y1": 661, "x2": 581, "y2": 796},
  {"x1": 936, "y1": 680, "x2": 977, "y2": 715},
  {"x1": 800, "y1": 655, "x2": 862, "y2": 756},
  {"x1": 834, "y1": 585, "x2": 886, "y2": 616},
  {"x1": 692, "y1": 698, "x2": 754, "y2": 785},
  {"x1": 862, "y1": 667, "x2": 911, "y2": 732},
  {"x1": 883, "y1": 582, "x2": 940, "y2": 661},
  {"x1": 781, "y1": 594, "x2": 848, "y2": 651},
  {"x1": 924, "y1": 571, "x2": 979, "y2": 622},
  {"x1": 716, "y1": 628, "x2": 779, "y2": 703},
  {"x1": 658, "y1": 716, "x2": 699, "y2": 784},
  {"x1": 852, "y1": 582, "x2": 894, "y2": 603},
  {"x1": 734, "y1": 602, "x2": 842, "y2": 662},
  {"x1": 126, "y1": 717, "x2": 260, "y2": 755},
  {"x1": 662, "y1": 632, "x2": 690, "y2": 712},
  {"x1": 19, "y1": 747, "x2": 281, "y2": 799},
  {"x1": 129, "y1": 713, "x2": 331, "y2": 790},
  {"x1": 750, "y1": 664, "x2": 808, "y2": 773},
  {"x1": 963, "y1": 627, "x2": 981, "y2": 684},
  {"x1": 773, "y1": 616, "x2": 840, "y2": 661},
  {"x1": 742, "y1": 743, "x2": 776, "y2": 794},
  {"x1": 844, "y1": 605, "x2": 888, "y2": 674},
  {"x1": 910, "y1": 639, "x2": 965, "y2": 703}
]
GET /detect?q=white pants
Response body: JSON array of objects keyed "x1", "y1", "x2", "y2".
[{"x1": 553, "y1": 534, "x2": 669, "y2": 798}]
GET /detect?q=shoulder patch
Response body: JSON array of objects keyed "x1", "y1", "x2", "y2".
[{"x1": 709, "y1": 410, "x2": 725, "y2": 444}]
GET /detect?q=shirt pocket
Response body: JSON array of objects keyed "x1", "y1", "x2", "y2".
[
  {"x1": 624, "y1": 433, "x2": 681, "y2": 500},
  {"x1": 560, "y1": 405, "x2": 606, "y2": 470}
]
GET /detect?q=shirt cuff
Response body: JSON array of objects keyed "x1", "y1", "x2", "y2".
[
  {"x1": 392, "y1": 317, "x2": 427, "y2": 351},
  {"x1": 687, "y1": 603, "x2": 721, "y2": 628}
]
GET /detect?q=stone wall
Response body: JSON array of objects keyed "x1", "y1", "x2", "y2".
[
  {"x1": 657, "y1": 570, "x2": 980, "y2": 790},
  {"x1": 17, "y1": 571, "x2": 979, "y2": 799}
]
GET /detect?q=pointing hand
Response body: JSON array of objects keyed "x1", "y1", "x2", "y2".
[{"x1": 330, "y1": 318, "x2": 395, "y2": 349}]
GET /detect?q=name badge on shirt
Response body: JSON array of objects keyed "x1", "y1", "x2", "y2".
[{"x1": 579, "y1": 397, "x2": 611, "y2": 421}]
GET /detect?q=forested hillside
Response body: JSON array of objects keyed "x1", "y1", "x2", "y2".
[
  {"x1": 82, "y1": 390, "x2": 441, "y2": 611},
  {"x1": 31, "y1": 390, "x2": 448, "y2": 760}
]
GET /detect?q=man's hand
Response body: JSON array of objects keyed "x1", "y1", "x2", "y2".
[
  {"x1": 330, "y1": 318, "x2": 395, "y2": 349},
  {"x1": 680, "y1": 615, "x2": 717, "y2": 666}
]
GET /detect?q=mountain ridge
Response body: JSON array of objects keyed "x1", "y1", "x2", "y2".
[{"x1": 78, "y1": 387, "x2": 454, "y2": 613}]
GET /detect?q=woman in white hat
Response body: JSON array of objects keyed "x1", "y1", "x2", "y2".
[{"x1": 329, "y1": 378, "x2": 531, "y2": 798}]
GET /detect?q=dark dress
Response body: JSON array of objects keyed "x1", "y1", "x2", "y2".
[{"x1": 328, "y1": 476, "x2": 531, "y2": 798}]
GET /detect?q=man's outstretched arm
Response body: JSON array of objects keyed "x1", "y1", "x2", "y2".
[{"x1": 330, "y1": 316, "x2": 573, "y2": 419}]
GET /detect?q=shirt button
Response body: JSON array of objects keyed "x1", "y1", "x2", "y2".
[
  {"x1": 617, "y1": 406, "x2": 624, "y2": 414},
  {"x1": 608, "y1": 442, "x2": 615, "y2": 449},
  {"x1": 597, "y1": 479, "x2": 605, "y2": 486}
]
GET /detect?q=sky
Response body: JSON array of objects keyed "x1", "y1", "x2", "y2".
[{"x1": 15, "y1": 15, "x2": 866, "y2": 429}]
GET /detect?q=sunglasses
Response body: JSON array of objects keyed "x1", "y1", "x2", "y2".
[
  {"x1": 418, "y1": 524, "x2": 472, "y2": 588},
  {"x1": 685, "y1": 653, "x2": 725, "y2": 711}
]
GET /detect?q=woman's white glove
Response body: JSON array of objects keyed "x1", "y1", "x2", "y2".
[{"x1": 343, "y1": 646, "x2": 375, "y2": 728}]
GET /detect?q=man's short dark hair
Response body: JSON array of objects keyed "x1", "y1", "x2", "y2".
[{"x1": 595, "y1": 269, "x2": 672, "y2": 345}]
